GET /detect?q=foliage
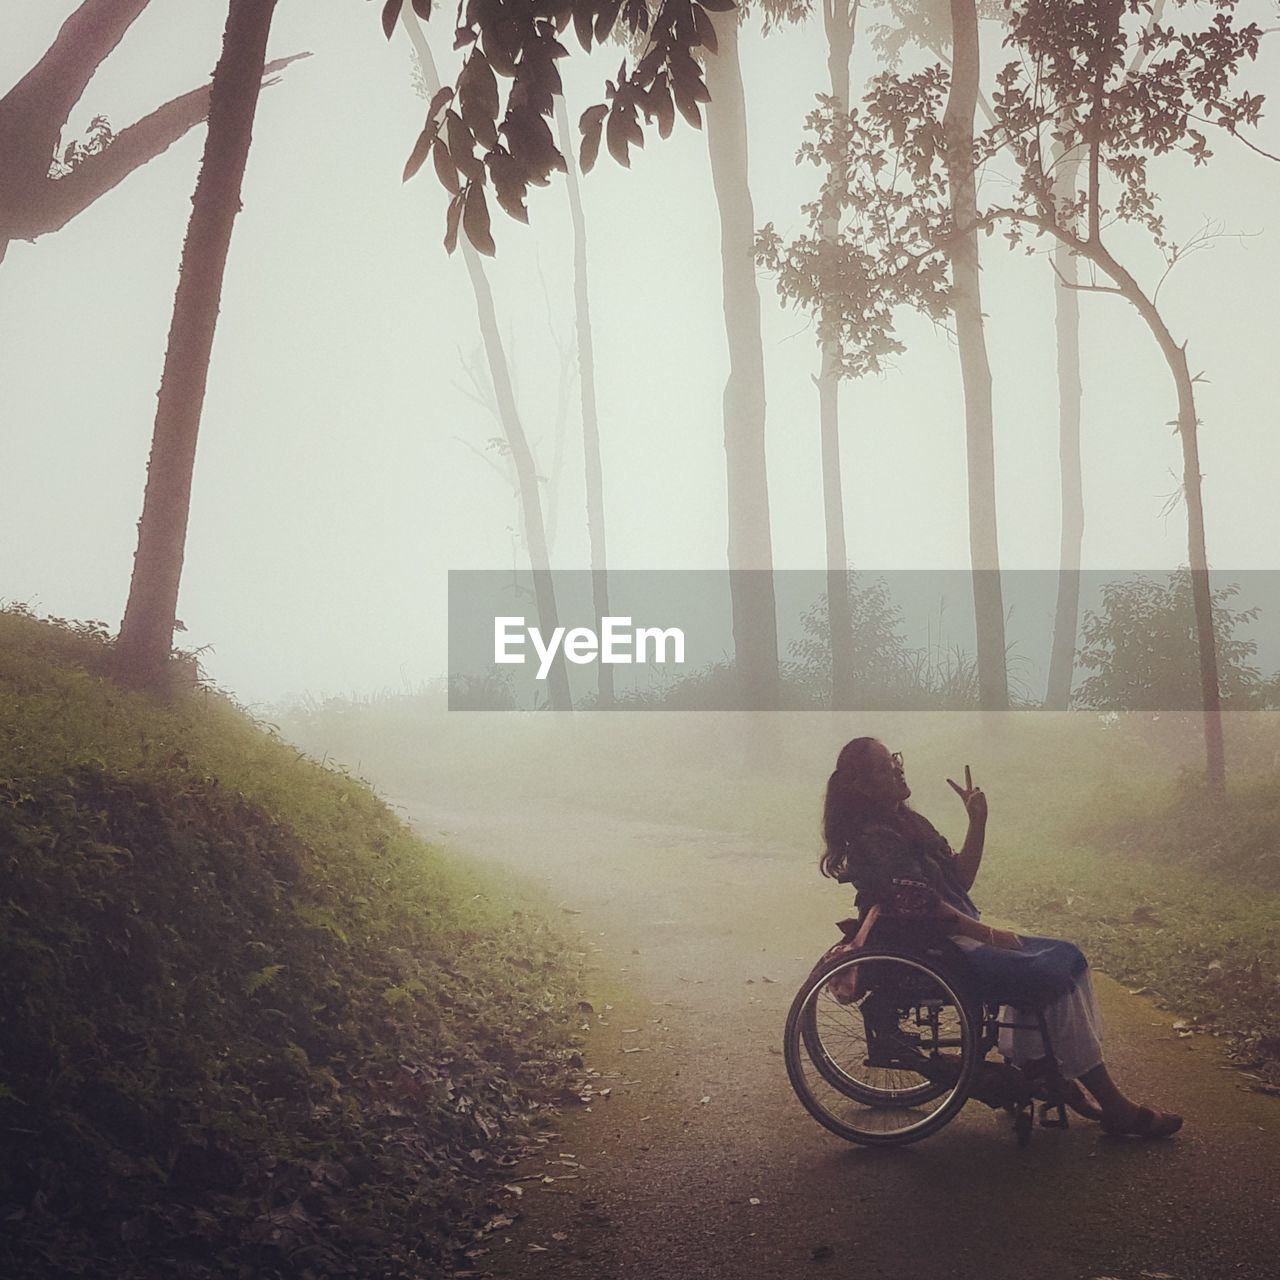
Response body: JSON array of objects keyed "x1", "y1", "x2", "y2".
[
  {"x1": 448, "y1": 667, "x2": 519, "y2": 710},
  {"x1": 1073, "y1": 571, "x2": 1275, "y2": 710},
  {"x1": 0, "y1": 607, "x2": 583, "y2": 1279},
  {"x1": 47, "y1": 114, "x2": 115, "y2": 180},
  {"x1": 386, "y1": 0, "x2": 737, "y2": 252},
  {"x1": 757, "y1": 0, "x2": 1268, "y2": 369},
  {"x1": 788, "y1": 574, "x2": 913, "y2": 700}
]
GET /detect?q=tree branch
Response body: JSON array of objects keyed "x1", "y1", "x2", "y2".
[
  {"x1": 1048, "y1": 258, "x2": 1123, "y2": 294},
  {"x1": 1, "y1": 0, "x2": 151, "y2": 174},
  {"x1": 18, "y1": 53, "x2": 310, "y2": 240}
]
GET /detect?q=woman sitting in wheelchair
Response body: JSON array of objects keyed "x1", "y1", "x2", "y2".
[{"x1": 820, "y1": 736, "x2": 1182, "y2": 1139}]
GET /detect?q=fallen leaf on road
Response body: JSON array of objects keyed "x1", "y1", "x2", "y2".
[{"x1": 699, "y1": 1095, "x2": 711, "y2": 1104}]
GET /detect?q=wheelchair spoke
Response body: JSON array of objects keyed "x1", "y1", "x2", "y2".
[{"x1": 786, "y1": 950, "x2": 980, "y2": 1146}]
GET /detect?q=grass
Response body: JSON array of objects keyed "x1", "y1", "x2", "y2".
[
  {"x1": 278, "y1": 692, "x2": 1280, "y2": 1083},
  {"x1": 0, "y1": 607, "x2": 586, "y2": 1279}
]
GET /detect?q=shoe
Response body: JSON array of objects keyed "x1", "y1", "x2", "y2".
[{"x1": 1100, "y1": 1105, "x2": 1183, "y2": 1138}]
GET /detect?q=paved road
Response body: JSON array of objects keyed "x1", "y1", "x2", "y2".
[{"x1": 397, "y1": 796, "x2": 1280, "y2": 1280}]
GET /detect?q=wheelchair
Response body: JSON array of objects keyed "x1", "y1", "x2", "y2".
[{"x1": 784, "y1": 923, "x2": 1074, "y2": 1147}]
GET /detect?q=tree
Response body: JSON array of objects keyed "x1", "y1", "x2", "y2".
[
  {"x1": 757, "y1": 0, "x2": 1012, "y2": 710},
  {"x1": 1075, "y1": 572, "x2": 1267, "y2": 712},
  {"x1": 816, "y1": 0, "x2": 860, "y2": 710},
  {"x1": 1044, "y1": 136, "x2": 1086, "y2": 709},
  {"x1": 115, "y1": 0, "x2": 283, "y2": 691},
  {"x1": 400, "y1": 8, "x2": 572, "y2": 710},
  {"x1": 703, "y1": 8, "x2": 781, "y2": 710},
  {"x1": 0, "y1": 0, "x2": 306, "y2": 265},
  {"x1": 389, "y1": 0, "x2": 784, "y2": 709},
  {"x1": 756, "y1": 0, "x2": 1268, "y2": 791},
  {"x1": 941, "y1": 0, "x2": 1008, "y2": 710},
  {"x1": 554, "y1": 94, "x2": 615, "y2": 707}
]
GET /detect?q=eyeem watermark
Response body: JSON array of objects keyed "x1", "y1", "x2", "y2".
[{"x1": 495, "y1": 616, "x2": 686, "y2": 679}]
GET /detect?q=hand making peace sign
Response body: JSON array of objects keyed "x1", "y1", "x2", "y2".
[{"x1": 947, "y1": 764, "x2": 988, "y2": 825}]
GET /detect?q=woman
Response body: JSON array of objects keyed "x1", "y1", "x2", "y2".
[{"x1": 821, "y1": 736, "x2": 1183, "y2": 1139}]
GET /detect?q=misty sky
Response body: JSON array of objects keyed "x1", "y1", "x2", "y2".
[{"x1": 3, "y1": 1, "x2": 1279, "y2": 703}]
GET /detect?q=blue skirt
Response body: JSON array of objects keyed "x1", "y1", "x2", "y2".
[{"x1": 952, "y1": 935, "x2": 1089, "y2": 1009}]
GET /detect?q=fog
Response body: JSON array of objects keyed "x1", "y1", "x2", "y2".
[{"x1": 3, "y1": 2, "x2": 1279, "y2": 705}]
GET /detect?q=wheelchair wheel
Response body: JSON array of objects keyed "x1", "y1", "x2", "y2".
[{"x1": 785, "y1": 949, "x2": 980, "y2": 1146}]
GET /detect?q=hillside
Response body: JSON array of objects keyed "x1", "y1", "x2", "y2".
[{"x1": 0, "y1": 607, "x2": 583, "y2": 1278}]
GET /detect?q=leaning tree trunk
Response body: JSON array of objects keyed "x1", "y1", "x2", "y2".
[
  {"x1": 1045, "y1": 142, "x2": 1085, "y2": 709},
  {"x1": 1110, "y1": 270, "x2": 1225, "y2": 792},
  {"x1": 402, "y1": 11, "x2": 571, "y2": 711},
  {"x1": 705, "y1": 11, "x2": 779, "y2": 712},
  {"x1": 555, "y1": 96, "x2": 613, "y2": 709},
  {"x1": 1073, "y1": 0, "x2": 1223, "y2": 789},
  {"x1": 943, "y1": 0, "x2": 1009, "y2": 710},
  {"x1": 818, "y1": 0, "x2": 858, "y2": 710},
  {"x1": 116, "y1": 0, "x2": 277, "y2": 692}
]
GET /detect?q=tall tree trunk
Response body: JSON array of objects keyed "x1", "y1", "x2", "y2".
[
  {"x1": 555, "y1": 96, "x2": 613, "y2": 709},
  {"x1": 403, "y1": 12, "x2": 571, "y2": 711},
  {"x1": 943, "y1": 0, "x2": 1009, "y2": 710},
  {"x1": 115, "y1": 0, "x2": 277, "y2": 692},
  {"x1": 705, "y1": 11, "x2": 779, "y2": 711},
  {"x1": 1045, "y1": 143, "x2": 1085, "y2": 709},
  {"x1": 819, "y1": 0, "x2": 858, "y2": 710}
]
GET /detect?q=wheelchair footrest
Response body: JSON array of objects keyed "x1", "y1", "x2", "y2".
[{"x1": 1038, "y1": 1102, "x2": 1069, "y2": 1129}]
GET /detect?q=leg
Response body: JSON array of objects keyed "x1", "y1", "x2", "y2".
[{"x1": 1077, "y1": 1063, "x2": 1183, "y2": 1137}]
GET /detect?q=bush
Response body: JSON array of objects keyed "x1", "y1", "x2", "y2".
[{"x1": 1074, "y1": 571, "x2": 1275, "y2": 711}]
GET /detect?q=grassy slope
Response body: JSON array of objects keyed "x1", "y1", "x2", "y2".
[
  {"x1": 281, "y1": 695, "x2": 1280, "y2": 1083},
  {"x1": 0, "y1": 610, "x2": 584, "y2": 1279}
]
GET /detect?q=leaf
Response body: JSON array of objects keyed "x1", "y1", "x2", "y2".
[
  {"x1": 573, "y1": 2, "x2": 594, "y2": 52},
  {"x1": 649, "y1": 76, "x2": 674, "y2": 138},
  {"x1": 697, "y1": 0, "x2": 737, "y2": 10},
  {"x1": 446, "y1": 109, "x2": 485, "y2": 182},
  {"x1": 381, "y1": 0, "x2": 403, "y2": 40},
  {"x1": 244, "y1": 963, "x2": 284, "y2": 996},
  {"x1": 411, "y1": 0, "x2": 432, "y2": 17},
  {"x1": 402, "y1": 90, "x2": 452, "y2": 181},
  {"x1": 444, "y1": 191, "x2": 464, "y2": 254},
  {"x1": 427, "y1": 84, "x2": 454, "y2": 117},
  {"x1": 594, "y1": 0, "x2": 623, "y2": 43},
  {"x1": 605, "y1": 99, "x2": 642, "y2": 168},
  {"x1": 692, "y1": 4, "x2": 718, "y2": 53},
  {"x1": 672, "y1": 79, "x2": 703, "y2": 130},
  {"x1": 463, "y1": 182, "x2": 496, "y2": 255},
  {"x1": 433, "y1": 140, "x2": 462, "y2": 194},
  {"x1": 460, "y1": 49, "x2": 500, "y2": 150},
  {"x1": 488, "y1": 150, "x2": 529, "y2": 222},
  {"x1": 579, "y1": 103, "x2": 607, "y2": 172}
]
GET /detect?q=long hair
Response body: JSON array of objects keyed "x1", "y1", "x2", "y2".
[{"x1": 820, "y1": 737, "x2": 943, "y2": 880}]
